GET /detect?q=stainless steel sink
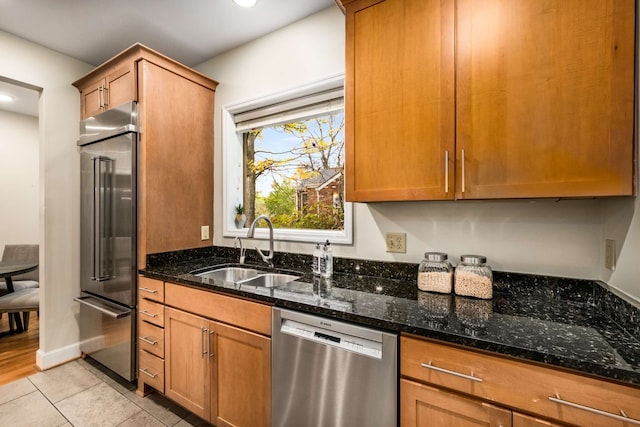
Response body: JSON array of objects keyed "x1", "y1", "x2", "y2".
[
  {"x1": 195, "y1": 267, "x2": 264, "y2": 282},
  {"x1": 237, "y1": 273, "x2": 300, "y2": 288}
]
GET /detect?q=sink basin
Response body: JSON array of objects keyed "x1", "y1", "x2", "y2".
[
  {"x1": 195, "y1": 267, "x2": 264, "y2": 283},
  {"x1": 238, "y1": 273, "x2": 300, "y2": 288}
]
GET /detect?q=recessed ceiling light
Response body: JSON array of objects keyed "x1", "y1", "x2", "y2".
[
  {"x1": 0, "y1": 93, "x2": 15, "y2": 102},
  {"x1": 233, "y1": 0, "x2": 257, "y2": 7}
]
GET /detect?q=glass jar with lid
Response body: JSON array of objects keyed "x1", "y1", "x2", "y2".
[
  {"x1": 454, "y1": 255, "x2": 493, "y2": 299},
  {"x1": 418, "y1": 252, "x2": 453, "y2": 293}
]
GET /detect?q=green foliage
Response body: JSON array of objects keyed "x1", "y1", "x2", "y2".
[
  {"x1": 270, "y1": 204, "x2": 344, "y2": 231},
  {"x1": 234, "y1": 204, "x2": 244, "y2": 215},
  {"x1": 264, "y1": 181, "x2": 296, "y2": 216}
]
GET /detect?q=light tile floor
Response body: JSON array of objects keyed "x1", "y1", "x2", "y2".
[{"x1": 0, "y1": 358, "x2": 212, "y2": 427}]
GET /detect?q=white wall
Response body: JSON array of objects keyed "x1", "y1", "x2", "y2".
[
  {"x1": 0, "y1": 30, "x2": 93, "y2": 368},
  {"x1": 197, "y1": 5, "x2": 640, "y2": 301},
  {"x1": 0, "y1": 110, "x2": 39, "y2": 251}
]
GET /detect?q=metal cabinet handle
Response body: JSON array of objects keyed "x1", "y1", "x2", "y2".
[
  {"x1": 98, "y1": 86, "x2": 102, "y2": 110},
  {"x1": 420, "y1": 362, "x2": 483, "y2": 383},
  {"x1": 201, "y1": 327, "x2": 208, "y2": 359},
  {"x1": 139, "y1": 287, "x2": 158, "y2": 294},
  {"x1": 548, "y1": 393, "x2": 640, "y2": 425},
  {"x1": 139, "y1": 336, "x2": 158, "y2": 345},
  {"x1": 102, "y1": 87, "x2": 109, "y2": 108},
  {"x1": 139, "y1": 368, "x2": 158, "y2": 379},
  {"x1": 140, "y1": 310, "x2": 158, "y2": 318},
  {"x1": 208, "y1": 330, "x2": 215, "y2": 359},
  {"x1": 444, "y1": 150, "x2": 449, "y2": 193},
  {"x1": 461, "y1": 149, "x2": 466, "y2": 193}
]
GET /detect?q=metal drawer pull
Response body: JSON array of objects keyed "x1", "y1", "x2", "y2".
[
  {"x1": 139, "y1": 336, "x2": 158, "y2": 345},
  {"x1": 139, "y1": 368, "x2": 158, "y2": 379},
  {"x1": 140, "y1": 310, "x2": 158, "y2": 318},
  {"x1": 420, "y1": 362, "x2": 483, "y2": 383},
  {"x1": 139, "y1": 287, "x2": 158, "y2": 294},
  {"x1": 548, "y1": 394, "x2": 640, "y2": 425}
]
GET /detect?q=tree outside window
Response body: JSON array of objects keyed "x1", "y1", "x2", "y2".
[{"x1": 242, "y1": 111, "x2": 345, "y2": 231}]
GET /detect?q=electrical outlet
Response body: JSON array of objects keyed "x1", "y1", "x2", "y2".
[
  {"x1": 385, "y1": 232, "x2": 406, "y2": 253},
  {"x1": 605, "y1": 239, "x2": 616, "y2": 271},
  {"x1": 201, "y1": 225, "x2": 210, "y2": 241}
]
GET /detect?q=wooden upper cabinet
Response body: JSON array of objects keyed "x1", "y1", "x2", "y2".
[
  {"x1": 456, "y1": 0, "x2": 636, "y2": 199},
  {"x1": 73, "y1": 44, "x2": 218, "y2": 268},
  {"x1": 344, "y1": 0, "x2": 455, "y2": 201},
  {"x1": 341, "y1": 0, "x2": 636, "y2": 201},
  {"x1": 76, "y1": 61, "x2": 135, "y2": 119}
]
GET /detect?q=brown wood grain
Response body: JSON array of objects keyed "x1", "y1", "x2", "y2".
[
  {"x1": 138, "y1": 59, "x2": 214, "y2": 263},
  {"x1": 401, "y1": 335, "x2": 640, "y2": 426},
  {"x1": 344, "y1": 0, "x2": 455, "y2": 201},
  {"x1": 213, "y1": 322, "x2": 271, "y2": 427},
  {"x1": 164, "y1": 283, "x2": 272, "y2": 336},
  {"x1": 164, "y1": 306, "x2": 210, "y2": 419},
  {"x1": 455, "y1": 0, "x2": 635, "y2": 199},
  {"x1": 401, "y1": 378, "x2": 512, "y2": 427},
  {"x1": 0, "y1": 313, "x2": 39, "y2": 386}
]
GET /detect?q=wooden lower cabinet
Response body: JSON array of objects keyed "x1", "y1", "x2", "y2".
[
  {"x1": 401, "y1": 378, "x2": 511, "y2": 427},
  {"x1": 214, "y1": 322, "x2": 271, "y2": 427},
  {"x1": 165, "y1": 307, "x2": 210, "y2": 419},
  {"x1": 164, "y1": 306, "x2": 271, "y2": 427},
  {"x1": 401, "y1": 335, "x2": 640, "y2": 427}
]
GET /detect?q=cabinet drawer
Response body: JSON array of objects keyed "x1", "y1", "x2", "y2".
[
  {"x1": 139, "y1": 276, "x2": 164, "y2": 303},
  {"x1": 401, "y1": 378, "x2": 511, "y2": 427},
  {"x1": 138, "y1": 350, "x2": 164, "y2": 393},
  {"x1": 139, "y1": 298, "x2": 164, "y2": 327},
  {"x1": 165, "y1": 282, "x2": 272, "y2": 336},
  {"x1": 139, "y1": 320, "x2": 164, "y2": 358},
  {"x1": 401, "y1": 336, "x2": 640, "y2": 426}
]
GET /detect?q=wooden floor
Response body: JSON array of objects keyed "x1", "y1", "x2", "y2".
[{"x1": 0, "y1": 312, "x2": 40, "y2": 386}]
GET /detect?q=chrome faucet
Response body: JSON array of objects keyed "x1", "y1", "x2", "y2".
[
  {"x1": 234, "y1": 236, "x2": 246, "y2": 264},
  {"x1": 246, "y1": 215, "x2": 275, "y2": 268}
]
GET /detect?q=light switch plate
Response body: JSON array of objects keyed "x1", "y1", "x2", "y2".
[
  {"x1": 201, "y1": 225, "x2": 210, "y2": 241},
  {"x1": 385, "y1": 232, "x2": 406, "y2": 253}
]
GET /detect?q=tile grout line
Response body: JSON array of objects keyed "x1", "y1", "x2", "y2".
[{"x1": 27, "y1": 376, "x2": 75, "y2": 427}]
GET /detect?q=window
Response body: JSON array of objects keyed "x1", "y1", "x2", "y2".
[{"x1": 222, "y1": 75, "x2": 352, "y2": 244}]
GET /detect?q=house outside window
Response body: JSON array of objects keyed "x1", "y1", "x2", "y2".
[{"x1": 222, "y1": 75, "x2": 352, "y2": 244}]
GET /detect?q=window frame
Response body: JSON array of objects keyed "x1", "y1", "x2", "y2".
[{"x1": 221, "y1": 74, "x2": 353, "y2": 244}]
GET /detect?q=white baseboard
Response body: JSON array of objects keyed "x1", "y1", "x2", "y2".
[{"x1": 36, "y1": 343, "x2": 81, "y2": 371}]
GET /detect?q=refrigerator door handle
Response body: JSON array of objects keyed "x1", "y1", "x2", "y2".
[
  {"x1": 74, "y1": 296, "x2": 131, "y2": 319},
  {"x1": 91, "y1": 156, "x2": 115, "y2": 281}
]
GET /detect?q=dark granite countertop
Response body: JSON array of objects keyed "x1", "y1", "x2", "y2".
[{"x1": 141, "y1": 247, "x2": 640, "y2": 387}]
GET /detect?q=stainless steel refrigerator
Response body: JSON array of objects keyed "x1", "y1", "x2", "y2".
[{"x1": 75, "y1": 101, "x2": 138, "y2": 381}]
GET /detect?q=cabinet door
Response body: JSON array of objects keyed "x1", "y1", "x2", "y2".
[
  {"x1": 104, "y1": 63, "x2": 135, "y2": 110},
  {"x1": 80, "y1": 76, "x2": 106, "y2": 119},
  {"x1": 345, "y1": 0, "x2": 455, "y2": 201},
  {"x1": 401, "y1": 378, "x2": 512, "y2": 427},
  {"x1": 165, "y1": 307, "x2": 211, "y2": 420},
  {"x1": 456, "y1": 0, "x2": 635, "y2": 199},
  {"x1": 212, "y1": 322, "x2": 271, "y2": 427}
]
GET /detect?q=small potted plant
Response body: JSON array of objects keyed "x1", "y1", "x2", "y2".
[{"x1": 234, "y1": 204, "x2": 246, "y2": 228}]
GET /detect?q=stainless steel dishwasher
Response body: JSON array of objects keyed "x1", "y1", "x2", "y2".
[{"x1": 272, "y1": 308, "x2": 398, "y2": 427}]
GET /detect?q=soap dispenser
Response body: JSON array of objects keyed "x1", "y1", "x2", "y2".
[{"x1": 321, "y1": 240, "x2": 333, "y2": 278}]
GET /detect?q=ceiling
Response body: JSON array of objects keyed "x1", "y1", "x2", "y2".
[{"x1": 0, "y1": 0, "x2": 337, "y2": 117}]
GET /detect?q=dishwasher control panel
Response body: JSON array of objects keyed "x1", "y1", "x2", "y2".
[{"x1": 281, "y1": 318, "x2": 383, "y2": 359}]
